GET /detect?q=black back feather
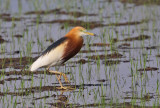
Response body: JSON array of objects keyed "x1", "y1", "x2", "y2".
[{"x1": 41, "y1": 37, "x2": 68, "y2": 56}]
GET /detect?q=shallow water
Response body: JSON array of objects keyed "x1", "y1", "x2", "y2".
[{"x1": 0, "y1": 0, "x2": 160, "y2": 107}]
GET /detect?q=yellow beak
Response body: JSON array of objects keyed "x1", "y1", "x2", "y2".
[{"x1": 85, "y1": 32, "x2": 97, "y2": 36}]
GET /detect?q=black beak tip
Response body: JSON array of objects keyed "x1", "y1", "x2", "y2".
[{"x1": 94, "y1": 34, "x2": 98, "y2": 37}]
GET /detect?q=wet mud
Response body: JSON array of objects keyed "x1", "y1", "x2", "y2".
[
  {"x1": 34, "y1": 19, "x2": 104, "y2": 29},
  {"x1": 0, "y1": 83, "x2": 109, "y2": 96},
  {"x1": 33, "y1": 94, "x2": 56, "y2": 100},
  {"x1": 0, "y1": 57, "x2": 33, "y2": 69},
  {"x1": 0, "y1": 36, "x2": 8, "y2": 44},
  {"x1": 24, "y1": 8, "x2": 61, "y2": 15},
  {"x1": 26, "y1": 9, "x2": 97, "y2": 18},
  {"x1": 113, "y1": 35, "x2": 151, "y2": 43},
  {"x1": 86, "y1": 52, "x2": 124, "y2": 60},
  {"x1": 69, "y1": 59, "x2": 91, "y2": 64},
  {"x1": 138, "y1": 67, "x2": 159, "y2": 71},
  {"x1": 0, "y1": 13, "x2": 24, "y2": 21},
  {"x1": 32, "y1": 19, "x2": 148, "y2": 29},
  {"x1": 103, "y1": 60, "x2": 121, "y2": 65},
  {"x1": 80, "y1": 49, "x2": 107, "y2": 53},
  {"x1": 14, "y1": 34, "x2": 23, "y2": 38},
  {"x1": 89, "y1": 43, "x2": 110, "y2": 47},
  {"x1": 122, "y1": 35, "x2": 151, "y2": 41},
  {"x1": 120, "y1": 0, "x2": 160, "y2": 5},
  {"x1": 97, "y1": 79, "x2": 108, "y2": 82}
]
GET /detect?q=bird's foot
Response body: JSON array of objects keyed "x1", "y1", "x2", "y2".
[{"x1": 56, "y1": 86, "x2": 75, "y2": 90}]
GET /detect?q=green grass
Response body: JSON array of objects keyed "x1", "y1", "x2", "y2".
[{"x1": 0, "y1": 0, "x2": 160, "y2": 107}]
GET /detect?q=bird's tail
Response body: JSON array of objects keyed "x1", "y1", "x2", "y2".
[
  {"x1": 30, "y1": 64, "x2": 36, "y2": 71},
  {"x1": 30, "y1": 58, "x2": 42, "y2": 71}
]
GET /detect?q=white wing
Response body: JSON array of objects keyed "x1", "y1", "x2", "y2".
[{"x1": 30, "y1": 41, "x2": 68, "y2": 71}]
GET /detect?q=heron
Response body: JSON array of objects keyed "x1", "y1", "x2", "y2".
[{"x1": 30, "y1": 26, "x2": 96, "y2": 89}]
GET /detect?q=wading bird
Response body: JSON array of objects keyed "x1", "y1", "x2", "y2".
[{"x1": 30, "y1": 26, "x2": 96, "y2": 89}]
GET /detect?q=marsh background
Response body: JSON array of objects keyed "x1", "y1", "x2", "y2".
[{"x1": 0, "y1": 0, "x2": 160, "y2": 107}]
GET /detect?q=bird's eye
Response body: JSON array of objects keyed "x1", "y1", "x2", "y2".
[
  {"x1": 79, "y1": 29, "x2": 83, "y2": 32},
  {"x1": 79, "y1": 29, "x2": 86, "y2": 32}
]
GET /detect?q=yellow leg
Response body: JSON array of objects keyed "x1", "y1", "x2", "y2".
[
  {"x1": 55, "y1": 75, "x2": 68, "y2": 89},
  {"x1": 47, "y1": 69, "x2": 70, "y2": 83},
  {"x1": 46, "y1": 68, "x2": 74, "y2": 90}
]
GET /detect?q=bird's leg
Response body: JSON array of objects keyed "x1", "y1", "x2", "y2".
[
  {"x1": 55, "y1": 75, "x2": 67, "y2": 89},
  {"x1": 47, "y1": 69, "x2": 70, "y2": 83},
  {"x1": 56, "y1": 73, "x2": 62, "y2": 80},
  {"x1": 46, "y1": 67, "x2": 73, "y2": 90},
  {"x1": 61, "y1": 73, "x2": 70, "y2": 83},
  {"x1": 47, "y1": 67, "x2": 68, "y2": 82}
]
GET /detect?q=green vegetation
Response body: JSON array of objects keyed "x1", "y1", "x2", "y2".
[{"x1": 0, "y1": 0, "x2": 159, "y2": 107}]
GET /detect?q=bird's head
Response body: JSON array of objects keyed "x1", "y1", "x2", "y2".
[{"x1": 65, "y1": 26, "x2": 97, "y2": 38}]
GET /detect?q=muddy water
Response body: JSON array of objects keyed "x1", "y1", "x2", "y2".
[{"x1": 0, "y1": 0, "x2": 160, "y2": 107}]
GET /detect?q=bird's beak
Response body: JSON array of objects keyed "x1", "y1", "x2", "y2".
[{"x1": 85, "y1": 32, "x2": 97, "y2": 36}]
